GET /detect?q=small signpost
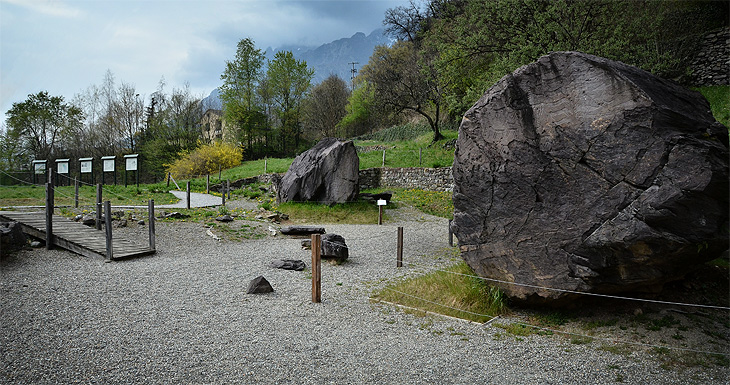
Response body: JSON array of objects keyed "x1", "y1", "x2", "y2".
[
  {"x1": 79, "y1": 157, "x2": 94, "y2": 185},
  {"x1": 124, "y1": 154, "x2": 139, "y2": 187},
  {"x1": 55, "y1": 159, "x2": 69, "y2": 186},
  {"x1": 101, "y1": 156, "x2": 116, "y2": 185},
  {"x1": 377, "y1": 199, "x2": 387, "y2": 225},
  {"x1": 32, "y1": 160, "x2": 47, "y2": 185}
]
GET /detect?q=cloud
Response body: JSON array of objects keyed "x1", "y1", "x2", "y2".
[{"x1": 1, "y1": 0, "x2": 83, "y2": 18}]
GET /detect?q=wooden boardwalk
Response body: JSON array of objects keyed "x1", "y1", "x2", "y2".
[{"x1": 0, "y1": 211, "x2": 155, "y2": 260}]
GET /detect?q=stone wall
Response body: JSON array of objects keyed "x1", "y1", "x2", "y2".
[
  {"x1": 688, "y1": 27, "x2": 729, "y2": 86},
  {"x1": 359, "y1": 167, "x2": 453, "y2": 192}
]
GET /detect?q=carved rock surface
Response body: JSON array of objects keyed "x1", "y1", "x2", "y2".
[
  {"x1": 0, "y1": 222, "x2": 26, "y2": 257},
  {"x1": 452, "y1": 51, "x2": 729, "y2": 305},
  {"x1": 277, "y1": 138, "x2": 359, "y2": 205}
]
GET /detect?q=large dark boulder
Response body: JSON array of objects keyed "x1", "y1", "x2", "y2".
[
  {"x1": 452, "y1": 51, "x2": 729, "y2": 305},
  {"x1": 277, "y1": 138, "x2": 359, "y2": 205},
  {"x1": 320, "y1": 233, "x2": 349, "y2": 261},
  {"x1": 0, "y1": 222, "x2": 27, "y2": 258}
]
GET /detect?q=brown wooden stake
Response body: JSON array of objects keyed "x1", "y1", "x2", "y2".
[
  {"x1": 186, "y1": 181, "x2": 191, "y2": 210},
  {"x1": 448, "y1": 219, "x2": 453, "y2": 247},
  {"x1": 167, "y1": 172, "x2": 171, "y2": 187},
  {"x1": 206, "y1": 174, "x2": 210, "y2": 194},
  {"x1": 378, "y1": 205, "x2": 383, "y2": 225},
  {"x1": 227, "y1": 180, "x2": 231, "y2": 199},
  {"x1": 45, "y1": 182, "x2": 53, "y2": 250},
  {"x1": 74, "y1": 178, "x2": 79, "y2": 208},
  {"x1": 382, "y1": 149, "x2": 385, "y2": 167},
  {"x1": 104, "y1": 201, "x2": 113, "y2": 260},
  {"x1": 95, "y1": 184, "x2": 102, "y2": 231},
  {"x1": 311, "y1": 233, "x2": 321, "y2": 303},
  {"x1": 148, "y1": 199, "x2": 156, "y2": 251},
  {"x1": 397, "y1": 226, "x2": 403, "y2": 267}
]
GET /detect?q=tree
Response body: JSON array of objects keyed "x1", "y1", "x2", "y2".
[
  {"x1": 220, "y1": 38, "x2": 266, "y2": 150},
  {"x1": 360, "y1": 41, "x2": 445, "y2": 142},
  {"x1": 5, "y1": 91, "x2": 83, "y2": 161},
  {"x1": 265, "y1": 50, "x2": 315, "y2": 154},
  {"x1": 302, "y1": 74, "x2": 350, "y2": 140}
]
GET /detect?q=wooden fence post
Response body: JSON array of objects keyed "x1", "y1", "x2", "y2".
[
  {"x1": 227, "y1": 180, "x2": 231, "y2": 199},
  {"x1": 448, "y1": 219, "x2": 454, "y2": 247},
  {"x1": 148, "y1": 199, "x2": 156, "y2": 251},
  {"x1": 397, "y1": 226, "x2": 403, "y2": 267},
  {"x1": 74, "y1": 178, "x2": 79, "y2": 209},
  {"x1": 419, "y1": 148, "x2": 422, "y2": 166},
  {"x1": 311, "y1": 233, "x2": 321, "y2": 303},
  {"x1": 264, "y1": 158, "x2": 268, "y2": 173},
  {"x1": 382, "y1": 150, "x2": 386, "y2": 167},
  {"x1": 206, "y1": 174, "x2": 210, "y2": 194},
  {"x1": 95, "y1": 184, "x2": 102, "y2": 231},
  {"x1": 186, "y1": 181, "x2": 191, "y2": 210},
  {"x1": 167, "y1": 172, "x2": 171, "y2": 187},
  {"x1": 45, "y1": 182, "x2": 53, "y2": 250},
  {"x1": 104, "y1": 201, "x2": 113, "y2": 260}
]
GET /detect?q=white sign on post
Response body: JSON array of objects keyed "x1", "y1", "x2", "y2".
[
  {"x1": 80, "y1": 159, "x2": 92, "y2": 174},
  {"x1": 103, "y1": 159, "x2": 115, "y2": 172},
  {"x1": 377, "y1": 199, "x2": 387, "y2": 206},
  {"x1": 57, "y1": 162, "x2": 68, "y2": 174},
  {"x1": 125, "y1": 157, "x2": 137, "y2": 171},
  {"x1": 33, "y1": 162, "x2": 46, "y2": 174}
]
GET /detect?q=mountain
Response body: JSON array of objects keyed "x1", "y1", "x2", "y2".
[{"x1": 202, "y1": 28, "x2": 391, "y2": 109}]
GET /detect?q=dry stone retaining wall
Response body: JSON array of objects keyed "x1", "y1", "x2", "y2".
[
  {"x1": 688, "y1": 27, "x2": 729, "y2": 86},
  {"x1": 358, "y1": 167, "x2": 453, "y2": 192}
]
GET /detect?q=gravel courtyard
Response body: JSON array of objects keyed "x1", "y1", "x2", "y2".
[{"x1": 1, "y1": 208, "x2": 727, "y2": 384}]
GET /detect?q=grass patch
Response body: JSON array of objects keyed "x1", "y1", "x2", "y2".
[
  {"x1": 365, "y1": 187, "x2": 453, "y2": 219},
  {"x1": 695, "y1": 85, "x2": 729, "y2": 128},
  {"x1": 0, "y1": 184, "x2": 177, "y2": 208},
  {"x1": 372, "y1": 261, "x2": 505, "y2": 323},
  {"x1": 355, "y1": 128, "x2": 458, "y2": 169},
  {"x1": 277, "y1": 200, "x2": 382, "y2": 224}
]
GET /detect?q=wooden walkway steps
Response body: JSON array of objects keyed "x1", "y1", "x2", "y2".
[{"x1": 0, "y1": 211, "x2": 155, "y2": 260}]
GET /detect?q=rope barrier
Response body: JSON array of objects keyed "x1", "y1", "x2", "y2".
[
  {"x1": 383, "y1": 287, "x2": 496, "y2": 319},
  {"x1": 404, "y1": 261, "x2": 730, "y2": 311}
]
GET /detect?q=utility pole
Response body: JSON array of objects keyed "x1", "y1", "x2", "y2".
[{"x1": 348, "y1": 62, "x2": 359, "y2": 90}]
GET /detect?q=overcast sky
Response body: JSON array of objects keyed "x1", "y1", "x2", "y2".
[{"x1": 0, "y1": 0, "x2": 406, "y2": 120}]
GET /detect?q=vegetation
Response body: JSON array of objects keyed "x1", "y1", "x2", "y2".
[
  {"x1": 372, "y1": 259, "x2": 506, "y2": 323},
  {"x1": 278, "y1": 200, "x2": 382, "y2": 225},
  {"x1": 696, "y1": 85, "x2": 730, "y2": 128},
  {"x1": 165, "y1": 141, "x2": 243, "y2": 179},
  {"x1": 0, "y1": 183, "x2": 177, "y2": 208}
]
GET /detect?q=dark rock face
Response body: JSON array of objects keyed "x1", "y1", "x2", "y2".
[
  {"x1": 1, "y1": 222, "x2": 27, "y2": 257},
  {"x1": 277, "y1": 138, "x2": 359, "y2": 205},
  {"x1": 247, "y1": 276, "x2": 274, "y2": 294},
  {"x1": 321, "y1": 234, "x2": 348, "y2": 261},
  {"x1": 452, "y1": 51, "x2": 729, "y2": 305}
]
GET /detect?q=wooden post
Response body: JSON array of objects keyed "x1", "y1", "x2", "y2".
[
  {"x1": 378, "y1": 205, "x2": 383, "y2": 225},
  {"x1": 382, "y1": 149, "x2": 386, "y2": 167},
  {"x1": 167, "y1": 172, "x2": 171, "y2": 187},
  {"x1": 397, "y1": 226, "x2": 403, "y2": 267},
  {"x1": 206, "y1": 174, "x2": 210, "y2": 194},
  {"x1": 148, "y1": 199, "x2": 156, "y2": 251},
  {"x1": 264, "y1": 158, "x2": 268, "y2": 173},
  {"x1": 221, "y1": 185, "x2": 226, "y2": 206},
  {"x1": 448, "y1": 219, "x2": 454, "y2": 247},
  {"x1": 95, "y1": 184, "x2": 102, "y2": 231},
  {"x1": 74, "y1": 178, "x2": 79, "y2": 208},
  {"x1": 218, "y1": 165, "x2": 222, "y2": 181},
  {"x1": 186, "y1": 181, "x2": 191, "y2": 210},
  {"x1": 45, "y1": 182, "x2": 53, "y2": 250},
  {"x1": 419, "y1": 148, "x2": 422, "y2": 166},
  {"x1": 311, "y1": 233, "x2": 321, "y2": 303},
  {"x1": 104, "y1": 201, "x2": 113, "y2": 260},
  {"x1": 227, "y1": 180, "x2": 231, "y2": 199}
]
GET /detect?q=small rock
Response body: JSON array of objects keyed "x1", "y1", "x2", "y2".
[
  {"x1": 216, "y1": 215, "x2": 234, "y2": 222},
  {"x1": 74, "y1": 214, "x2": 83, "y2": 222},
  {"x1": 270, "y1": 259, "x2": 306, "y2": 271},
  {"x1": 321, "y1": 233, "x2": 349, "y2": 261},
  {"x1": 112, "y1": 219, "x2": 127, "y2": 228},
  {"x1": 633, "y1": 308, "x2": 643, "y2": 316},
  {"x1": 81, "y1": 214, "x2": 96, "y2": 226},
  {"x1": 266, "y1": 213, "x2": 280, "y2": 222},
  {"x1": 279, "y1": 213, "x2": 289, "y2": 221},
  {"x1": 267, "y1": 226, "x2": 278, "y2": 236},
  {"x1": 137, "y1": 220, "x2": 145, "y2": 226},
  {"x1": 301, "y1": 239, "x2": 311, "y2": 249},
  {"x1": 30, "y1": 241, "x2": 43, "y2": 248},
  {"x1": 280, "y1": 226, "x2": 326, "y2": 235},
  {"x1": 247, "y1": 276, "x2": 274, "y2": 294}
]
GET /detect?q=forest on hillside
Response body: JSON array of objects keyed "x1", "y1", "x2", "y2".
[{"x1": 2, "y1": 0, "x2": 727, "y2": 182}]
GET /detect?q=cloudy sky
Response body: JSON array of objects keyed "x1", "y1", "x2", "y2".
[{"x1": 0, "y1": 0, "x2": 406, "y2": 119}]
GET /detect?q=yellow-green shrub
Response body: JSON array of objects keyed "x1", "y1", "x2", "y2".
[{"x1": 166, "y1": 141, "x2": 243, "y2": 178}]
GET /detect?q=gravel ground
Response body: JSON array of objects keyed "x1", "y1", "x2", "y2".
[{"x1": 1, "y1": 205, "x2": 728, "y2": 384}]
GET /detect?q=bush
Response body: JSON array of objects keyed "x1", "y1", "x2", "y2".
[{"x1": 166, "y1": 142, "x2": 243, "y2": 178}]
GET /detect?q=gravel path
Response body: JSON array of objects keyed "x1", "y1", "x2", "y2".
[{"x1": 1, "y1": 207, "x2": 727, "y2": 384}]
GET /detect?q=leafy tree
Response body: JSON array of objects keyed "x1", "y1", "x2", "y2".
[
  {"x1": 302, "y1": 74, "x2": 350, "y2": 140},
  {"x1": 5, "y1": 91, "x2": 83, "y2": 161},
  {"x1": 166, "y1": 141, "x2": 242, "y2": 178},
  {"x1": 220, "y1": 38, "x2": 266, "y2": 151},
  {"x1": 265, "y1": 50, "x2": 314, "y2": 154},
  {"x1": 360, "y1": 41, "x2": 445, "y2": 142}
]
